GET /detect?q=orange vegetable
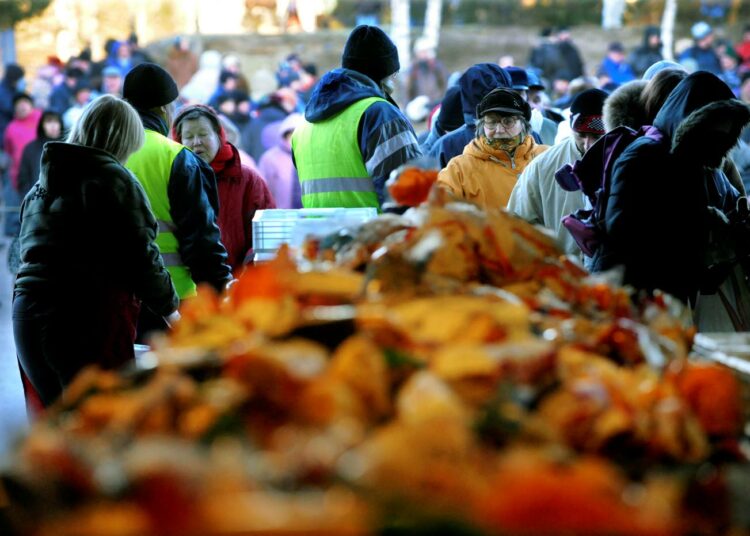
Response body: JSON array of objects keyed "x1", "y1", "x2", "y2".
[
  {"x1": 476, "y1": 452, "x2": 678, "y2": 536},
  {"x1": 388, "y1": 167, "x2": 438, "y2": 206},
  {"x1": 671, "y1": 362, "x2": 743, "y2": 437},
  {"x1": 228, "y1": 248, "x2": 296, "y2": 304}
]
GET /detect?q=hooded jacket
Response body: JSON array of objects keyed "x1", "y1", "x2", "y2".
[
  {"x1": 15, "y1": 141, "x2": 177, "y2": 313},
  {"x1": 437, "y1": 134, "x2": 547, "y2": 210},
  {"x1": 17, "y1": 111, "x2": 63, "y2": 199},
  {"x1": 293, "y1": 68, "x2": 421, "y2": 206},
  {"x1": 420, "y1": 84, "x2": 462, "y2": 155},
  {"x1": 603, "y1": 80, "x2": 648, "y2": 132},
  {"x1": 594, "y1": 71, "x2": 750, "y2": 303},
  {"x1": 604, "y1": 76, "x2": 746, "y2": 196},
  {"x1": 629, "y1": 27, "x2": 663, "y2": 78},
  {"x1": 14, "y1": 142, "x2": 178, "y2": 404},
  {"x1": 428, "y1": 63, "x2": 512, "y2": 168},
  {"x1": 209, "y1": 143, "x2": 275, "y2": 270}
]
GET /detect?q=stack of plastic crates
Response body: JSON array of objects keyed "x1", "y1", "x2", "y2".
[{"x1": 251, "y1": 208, "x2": 378, "y2": 262}]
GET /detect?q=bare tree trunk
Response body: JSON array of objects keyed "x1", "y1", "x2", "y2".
[
  {"x1": 390, "y1": 0, "x2": 411, "y2": 103},
  {"x1": 423, "y1": 0, "x2": 442, "y2": 48},
  {"x1": 661, "y1": 0, "x2": 677, "y2": 62},
  {"x1": 602, "y1": 0, "x2": 626, "y2": 30},
  {"x1": 0, "y1": 28, "x2": 16, "y2": 65},
  {"x1": 729, "y1": 0, "x2": 742, "y2": 25}
]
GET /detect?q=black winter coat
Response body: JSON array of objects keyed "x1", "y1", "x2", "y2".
[
  {"x1": 592, "y1": 71, "x2": 750, "y2": 304},
  {"x1": 15, "y1": 142, "x2": 178, "y2": 316}
]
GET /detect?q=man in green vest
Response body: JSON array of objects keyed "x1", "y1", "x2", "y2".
[
  {"x1": 292, "y1": 25, "x2": 422, "y2": 209},
  {"x1": 122, "y1": 63, "x2": 232, "y2": 334}
]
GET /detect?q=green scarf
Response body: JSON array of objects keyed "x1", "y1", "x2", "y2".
[{"x1": 483, "y1": 133, "x2": 523, "y2": 154}]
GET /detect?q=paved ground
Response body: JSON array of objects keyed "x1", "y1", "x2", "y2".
[{"x1": 0, "y1": 238, "x2": 27, "y2": 456}]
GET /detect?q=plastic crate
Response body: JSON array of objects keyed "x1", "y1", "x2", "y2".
[{"x1": 252, "y1": 208, "x2": 378, "y2": 258}]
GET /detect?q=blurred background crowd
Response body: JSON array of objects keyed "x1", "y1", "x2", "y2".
[{"x1": 3, "y1": 0, "x2": 750, "y2": 231}]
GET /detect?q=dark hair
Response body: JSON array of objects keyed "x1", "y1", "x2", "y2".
[
  {"x1": 641, "y1": 68, "x2": 689, "y2": 123},
  {"x1": 65, "y1": 67, "x2": 85, "y2": 79},
  {"x1": 219, "y1": 70, "x2": 238, "y2": 85},
  {"x1": 37, "y1": 110, "x2": 63, "y2": 139},
  {"x1": 12, "y1": 92, "x2": 32, "y2": 106}
]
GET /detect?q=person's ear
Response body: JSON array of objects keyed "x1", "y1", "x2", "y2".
[{"x1": 160, "y1": 102, "x2": 175, "y2": 127}]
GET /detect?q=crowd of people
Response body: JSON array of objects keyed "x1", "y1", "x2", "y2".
[{"x1": 4, "y1": 18, "x2": 750, "y2": 409}]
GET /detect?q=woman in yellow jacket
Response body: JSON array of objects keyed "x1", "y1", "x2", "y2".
[{"x1": 437, "y1": 87, "x2": 548, "y2": 209}]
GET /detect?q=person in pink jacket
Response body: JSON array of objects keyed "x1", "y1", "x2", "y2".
[
  {"x1": 258, "y1": 113, "x2": 302, "y2": 209},
  {"x1": 3, "y1": 92, "x2": 41, "y2": 235},
  {"x1": 4, "y1": 93, "x2": 41, "y2": 191}
]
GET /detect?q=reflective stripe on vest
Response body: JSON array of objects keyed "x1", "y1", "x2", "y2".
[
  {"x1": 301, "y1": 177, "x2": 376, "y2": 195},
  {"x1": 292, "y1": 96, "x2": 384, "y2": 210},
  {"x1": 126, "y1": 130, "x2": 196, "y2": 298}
]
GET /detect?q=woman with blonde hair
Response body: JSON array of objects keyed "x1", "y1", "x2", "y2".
[{"x1": 13, "y1": 94, "x2": 178, "y2": 409}]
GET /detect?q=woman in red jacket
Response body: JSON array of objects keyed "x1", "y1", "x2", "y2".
[{"x1": 173, "y1": 105, "x2": 275, "y2": 271}]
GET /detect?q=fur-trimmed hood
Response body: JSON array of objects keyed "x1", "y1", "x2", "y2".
[
  {"x1": 654, "y1": 71, "x2": 750, "y2": 164},
  {"x1": 671, "y1": 99, "x2": 750, "y2": 159},
  {"x1": 603, "y1": 79, "x2": 647, "y2": 131}
]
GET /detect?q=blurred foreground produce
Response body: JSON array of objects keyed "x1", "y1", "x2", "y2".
[{"x1": 2, "y1": 190, "x2": 749, "y2": 536}]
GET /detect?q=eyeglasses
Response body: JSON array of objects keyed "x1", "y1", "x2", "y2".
[{"x1": 484, "y1": 116, "x2": 520, "y2": 129}]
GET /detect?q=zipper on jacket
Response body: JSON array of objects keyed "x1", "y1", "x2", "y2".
[{"x1": 488, "y1": 154, "x2": 517, "y2": 170}]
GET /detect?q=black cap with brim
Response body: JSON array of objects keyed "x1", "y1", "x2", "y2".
[{"x1": 476, "y1": 87, "x2": 532, "y2": 122}]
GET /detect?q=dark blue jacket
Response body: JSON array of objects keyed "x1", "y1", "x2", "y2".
[
  {"x1": 49, "y1": 83, "x2": 74, "y2": 115},
  {"x1": 300, "y1": 68, "x2": 421, "y2": 204},
  {"x1": 428, "y1": 63, "x2": 512, "y2": 168},
  {"x1": 678, "y1": 46, "x2": 722, "y2": 75},
  {"x1": 0, "y1": 80, "x2": 15, "y2": 139},
  {"x1": 594, "y1": 71, "x2": 747, "y2": 303},
  {"x1": 241, "y1": 101, "x2": 288, "y2": 162}
]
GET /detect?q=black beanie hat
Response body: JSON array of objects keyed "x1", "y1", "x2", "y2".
[
  {"x1": 342, "y1": 25, "x2": 400, "y2": 83},
  {"x1": 570, "y1": 88, "x2": 608, "y2": 134},
  {"x1": 123, "y1": 62, "x2": 178, "y2": 110},
  {"x1": 476, "y1": 88, "x2": 531, "y2": 122},
  {"x1": 570, "y1": 88, "x2": 608, "y2": 117}
]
